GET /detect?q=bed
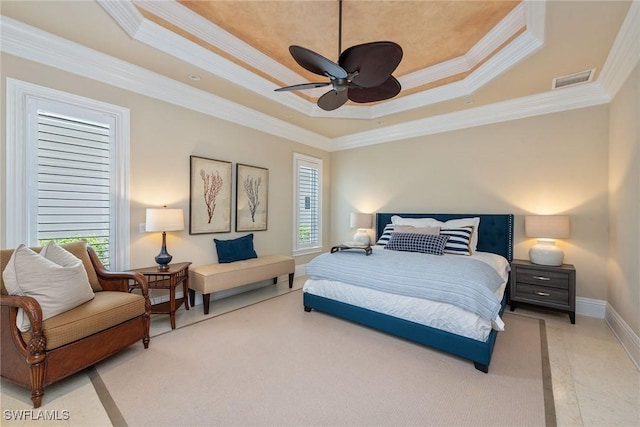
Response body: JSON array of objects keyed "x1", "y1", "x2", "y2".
[{"x1": 303, "y1": 213, "x2": 514, "y2": 373}]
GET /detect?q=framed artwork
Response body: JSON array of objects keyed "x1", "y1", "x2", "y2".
[
  {"x1": 189, "y1": 156, "x2": 232, "y2": 234},
  {"x1": 236, "y1": 163, "x2": 268, "y2": 232}
]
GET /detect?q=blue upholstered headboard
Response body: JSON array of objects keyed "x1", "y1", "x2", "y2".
[{"x1": 375, "y1": 213, "x2": 514, "y2": 261}]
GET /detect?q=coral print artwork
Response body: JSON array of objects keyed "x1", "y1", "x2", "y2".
[
  {"x1": 189, "y1": 156, "x2": 231, "y2": 234},
  {"x1": 236, "y1": 164, "x2": 268, "y2": 232}
]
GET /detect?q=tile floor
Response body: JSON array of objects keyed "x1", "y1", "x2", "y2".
[{"x1": 1, "y1": 276, "x2": 638, "y2": 426}]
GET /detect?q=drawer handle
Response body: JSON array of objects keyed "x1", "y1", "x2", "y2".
[
  {"x1": 532, "y1": 276, "x2": 551, "y2": 281},
  {"x1": 535, "y1": 291, "x2": 551, "y2": 297}
]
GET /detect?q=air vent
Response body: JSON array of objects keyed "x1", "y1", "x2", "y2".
[{"x1": 552, "y1": 69, "x2": 595, "y2": 89}]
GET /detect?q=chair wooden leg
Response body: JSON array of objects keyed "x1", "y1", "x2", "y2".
[{"x1": 27, "y1": 354, "x2": 46, "y2": 408}]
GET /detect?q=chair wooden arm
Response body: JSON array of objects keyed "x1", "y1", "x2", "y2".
[
  {"x1": 0, "y1": 294, "x2": 47, "y2": 360},
  {"x1": 87, "y1": 247, "x2": 150, "y2": 296}
]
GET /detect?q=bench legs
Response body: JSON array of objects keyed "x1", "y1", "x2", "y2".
[
  {"x1": 189, "y1": 289, "x2": 211, "y2": 315},
  {"x1": 288, "y1": 272, "x2": 294, "y2": 288}
]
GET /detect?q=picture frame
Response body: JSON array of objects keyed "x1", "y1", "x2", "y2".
[
  {"x1": 189, "y1": 155, "x2": 232, "y2": 234},
  {"x1": 236, "y1": 163, "x2": 268, "y2": 232}
]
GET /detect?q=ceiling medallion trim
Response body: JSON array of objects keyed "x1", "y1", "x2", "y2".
[{"x1": 109, "y1": 0, "x2": 544, "y2": 119}]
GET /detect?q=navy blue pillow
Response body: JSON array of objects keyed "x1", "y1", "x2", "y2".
[{"x1": 214, "y1": 234, "x2": 258, "y2": 263}]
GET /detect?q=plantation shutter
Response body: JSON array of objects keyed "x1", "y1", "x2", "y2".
[
  {"x1": 298, "y1": 165, "x2": 319, "y2": 245},
  {"x1": 37, "y1": 111, "x2": 111, "y2": 266},
  {"x1": 293, "y1": 153, "x2": 322, "y2": 254}
]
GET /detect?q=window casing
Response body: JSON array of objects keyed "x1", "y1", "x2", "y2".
[
  {"x1": 5, "y1": 79, "x2": 130, "y2": 269},
  {"x1": 293, "y1": 153, "x2": 322, "y2": 255}
]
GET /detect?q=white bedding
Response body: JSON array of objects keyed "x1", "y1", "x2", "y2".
[{"x1": 303, "y1": 249, "x2": 510, "y2": 342}]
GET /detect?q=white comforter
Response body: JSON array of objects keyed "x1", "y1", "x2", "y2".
[{"x1": 303, "y1": 248, "x2": 510, "y2": 342}]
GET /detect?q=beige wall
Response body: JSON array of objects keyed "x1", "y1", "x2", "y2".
[
  {"x1": 330, "y1": 106, "x2": 610, "y2": 301},
  {"x1": 0, "y1": 54, "x2": 332, "y2": 269},
  {"x1": 608, "y1": 64, "x2": 640, "y2": 336}
]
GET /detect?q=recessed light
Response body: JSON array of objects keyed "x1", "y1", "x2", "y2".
[
  {"x1": 464, "y1": 99, "x2": 474, "y2": 105},
  {"x1": 376, "y1": 120, "x2": 385, "y2": 125},
  {"x1": 188, "y1": 74, "x2": 201, "y2": 81}
]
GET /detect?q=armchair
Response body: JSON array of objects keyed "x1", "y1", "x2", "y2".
[{"x1": 1, "y1": 241, "x2": 151, "y2": 408}]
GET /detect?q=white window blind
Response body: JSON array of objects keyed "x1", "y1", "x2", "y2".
[
  {"x1": 293, "y1": 153, "x2": 322, "y2": 255},
  {"x1": 36, "y1": 112, "x2": 112, "y2": 266},
  {"x1": 6, "y1": 79, "x2": 130, "y2": 270}
]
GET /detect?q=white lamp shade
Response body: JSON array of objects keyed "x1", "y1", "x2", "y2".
[
  {"x1": 146, "y1": 208, "x2": 184, "y2": 232},
  {"x1": 525, "y1": 215, "x2": 570, "y2": 239},
  {"x1": 350, "y1": 212, "x2": 373, "y2": 229}
]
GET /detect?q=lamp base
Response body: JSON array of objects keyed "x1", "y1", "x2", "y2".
[
  {"x1": 529, "y1": 239, "x2": 564, "y2": 266},
  {"x1": 353, "y1": 229, "x2": 371, "y2": 246},
  {"x1": 155, "y1": 231, "x2": 173, "y2": 270}
]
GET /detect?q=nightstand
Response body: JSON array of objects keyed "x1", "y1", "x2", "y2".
[{"x1": 509, "y1": 259, "x2": 576, "y2": 324}]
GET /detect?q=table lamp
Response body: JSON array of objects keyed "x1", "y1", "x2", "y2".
[
  {"x1": 350, "y1": 212, "x2": 373, "y2": 246},
  {"x1": 146, "y1": 206, "x2": 184, "y2": 270},
  {"x1": 525, "y1": 215, "x2": 570, "y2": 266}
]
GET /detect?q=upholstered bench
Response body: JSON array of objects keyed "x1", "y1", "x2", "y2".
[{"x1": 188, "y1": 255, "x2": 295, "y2": 314}]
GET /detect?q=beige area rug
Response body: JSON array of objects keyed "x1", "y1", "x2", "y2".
[{"x1": 94, "y1": 290, "x2": 555, "y2": 427}]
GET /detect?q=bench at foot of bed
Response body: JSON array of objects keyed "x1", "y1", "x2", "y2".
[{"x1": 303, "y1": 292, "x2": 500, "y2": 373}]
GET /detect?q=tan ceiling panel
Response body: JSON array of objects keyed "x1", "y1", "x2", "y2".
[{"x1": 177, "y1": 0, "x2": 520, "y2": 81}]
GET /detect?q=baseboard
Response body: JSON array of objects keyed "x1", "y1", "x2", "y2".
[
  {"x1": 576, "y1": 296, "x2": 607, "y2": 318},
  {"x1": 606, "y1": 304, "x2": 640, "y2": 371}
]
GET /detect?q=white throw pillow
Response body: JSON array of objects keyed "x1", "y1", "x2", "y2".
[
  {"x1": 390, "y1": 215, "x2": 440, "y2": 227},
  {"x1": 2, "y1": 243, "x2": 95, "y2": 332}
]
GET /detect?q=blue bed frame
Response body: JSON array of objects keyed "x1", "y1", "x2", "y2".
[{"x1": 303, "y1": 213, "x2": 514, "y2": 373}]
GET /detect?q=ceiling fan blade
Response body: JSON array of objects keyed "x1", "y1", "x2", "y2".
[
  {"x1": 317, "y1": 89, "x2": 349, "y2": 111},
  {"x1": 348, "y1": 76, "x2": 402, "y2": 104},
  {"x1": 274, "y1": 82, "x2": 330, "y2": 92},
  {"x1": 289, "y1": 45, "x2": 347, "y2": 79},
  {"x1": 339, "y1": 41, "x2": 403, "y2": 88}
]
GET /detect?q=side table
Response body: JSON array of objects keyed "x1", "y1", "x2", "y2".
[{"x1": 128, "y1": 262, "x2": 192, "y2": 329}]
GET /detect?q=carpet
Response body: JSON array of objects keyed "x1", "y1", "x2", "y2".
[{"x1": 94, "y1": 290, "x2": 555, "y2": 427}]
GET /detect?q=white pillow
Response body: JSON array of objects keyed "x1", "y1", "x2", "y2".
[
  {"x1": 3, "y1": 242, "x2": 95, "y2": 332},
  {"x1": 438, "y1": 218, "x2": 480, "y2": 252},
  {"x1": 390, "y1": 216, "x2": 480, "y2": 252},
  {"x1": 390, "y1": 215, "x2": 440, "y2": 227}
]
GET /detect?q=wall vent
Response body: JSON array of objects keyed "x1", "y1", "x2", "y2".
[{"x1": 552, "y1": 69, "x2": 595, "y2": 89}]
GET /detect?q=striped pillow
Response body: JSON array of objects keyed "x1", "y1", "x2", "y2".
[
  {"x1": 375, "y1": 224, "x2": 395, "y2": 246},
  {"x1": 384, "y1": 232, "x2": 450, "y2": 255},
  {"x1": 440, "y1": 226, "x2": 474, "y2": 255}
]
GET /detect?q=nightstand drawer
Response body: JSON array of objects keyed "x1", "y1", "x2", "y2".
[
  {"x1": 513, "y1": 283, "x2": 569, "y2": 306},
  {"x1": 515, "y1": 268, "x2": 569, "y2": 289}
]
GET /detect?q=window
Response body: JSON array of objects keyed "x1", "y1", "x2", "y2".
[
  {"x1": 5, "y1": 79, "x2": 130, "y2": 269},
  {"x1": 293, "y1": 153, "x2": 322, "y2": 255}
]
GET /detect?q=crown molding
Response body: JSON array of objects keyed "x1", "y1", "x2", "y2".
[
  {"x1": 0, "y1": 16, "x2": 331, "y2": 151},
  {"x1": 331, "y1": 83, "x2": 611, "y2": 151},
  {"x1": 400, "y1": 1, "x2": 528, "y2": 91},
  {"x1": 100, "y1": 0, "x2": 544, "y2": 120},
  {"x1": 598, "y1": 0, "x2": 640, "y2": 98},
  {"x1": 2, "y1": 0, "x2": 635, "y2": 154}
]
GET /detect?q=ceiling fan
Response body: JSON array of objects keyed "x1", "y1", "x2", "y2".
[{"x1": 274, "y1": 1, "x2": 403, "y2": 111}]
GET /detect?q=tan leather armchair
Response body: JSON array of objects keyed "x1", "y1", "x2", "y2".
[{"x1": 1, "y1": 241, "x2": 151, "y2": 408}]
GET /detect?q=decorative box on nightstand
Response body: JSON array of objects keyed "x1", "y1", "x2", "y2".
[{"x1": 510, "y1": 259, "x2": 576, "y2": 324}]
